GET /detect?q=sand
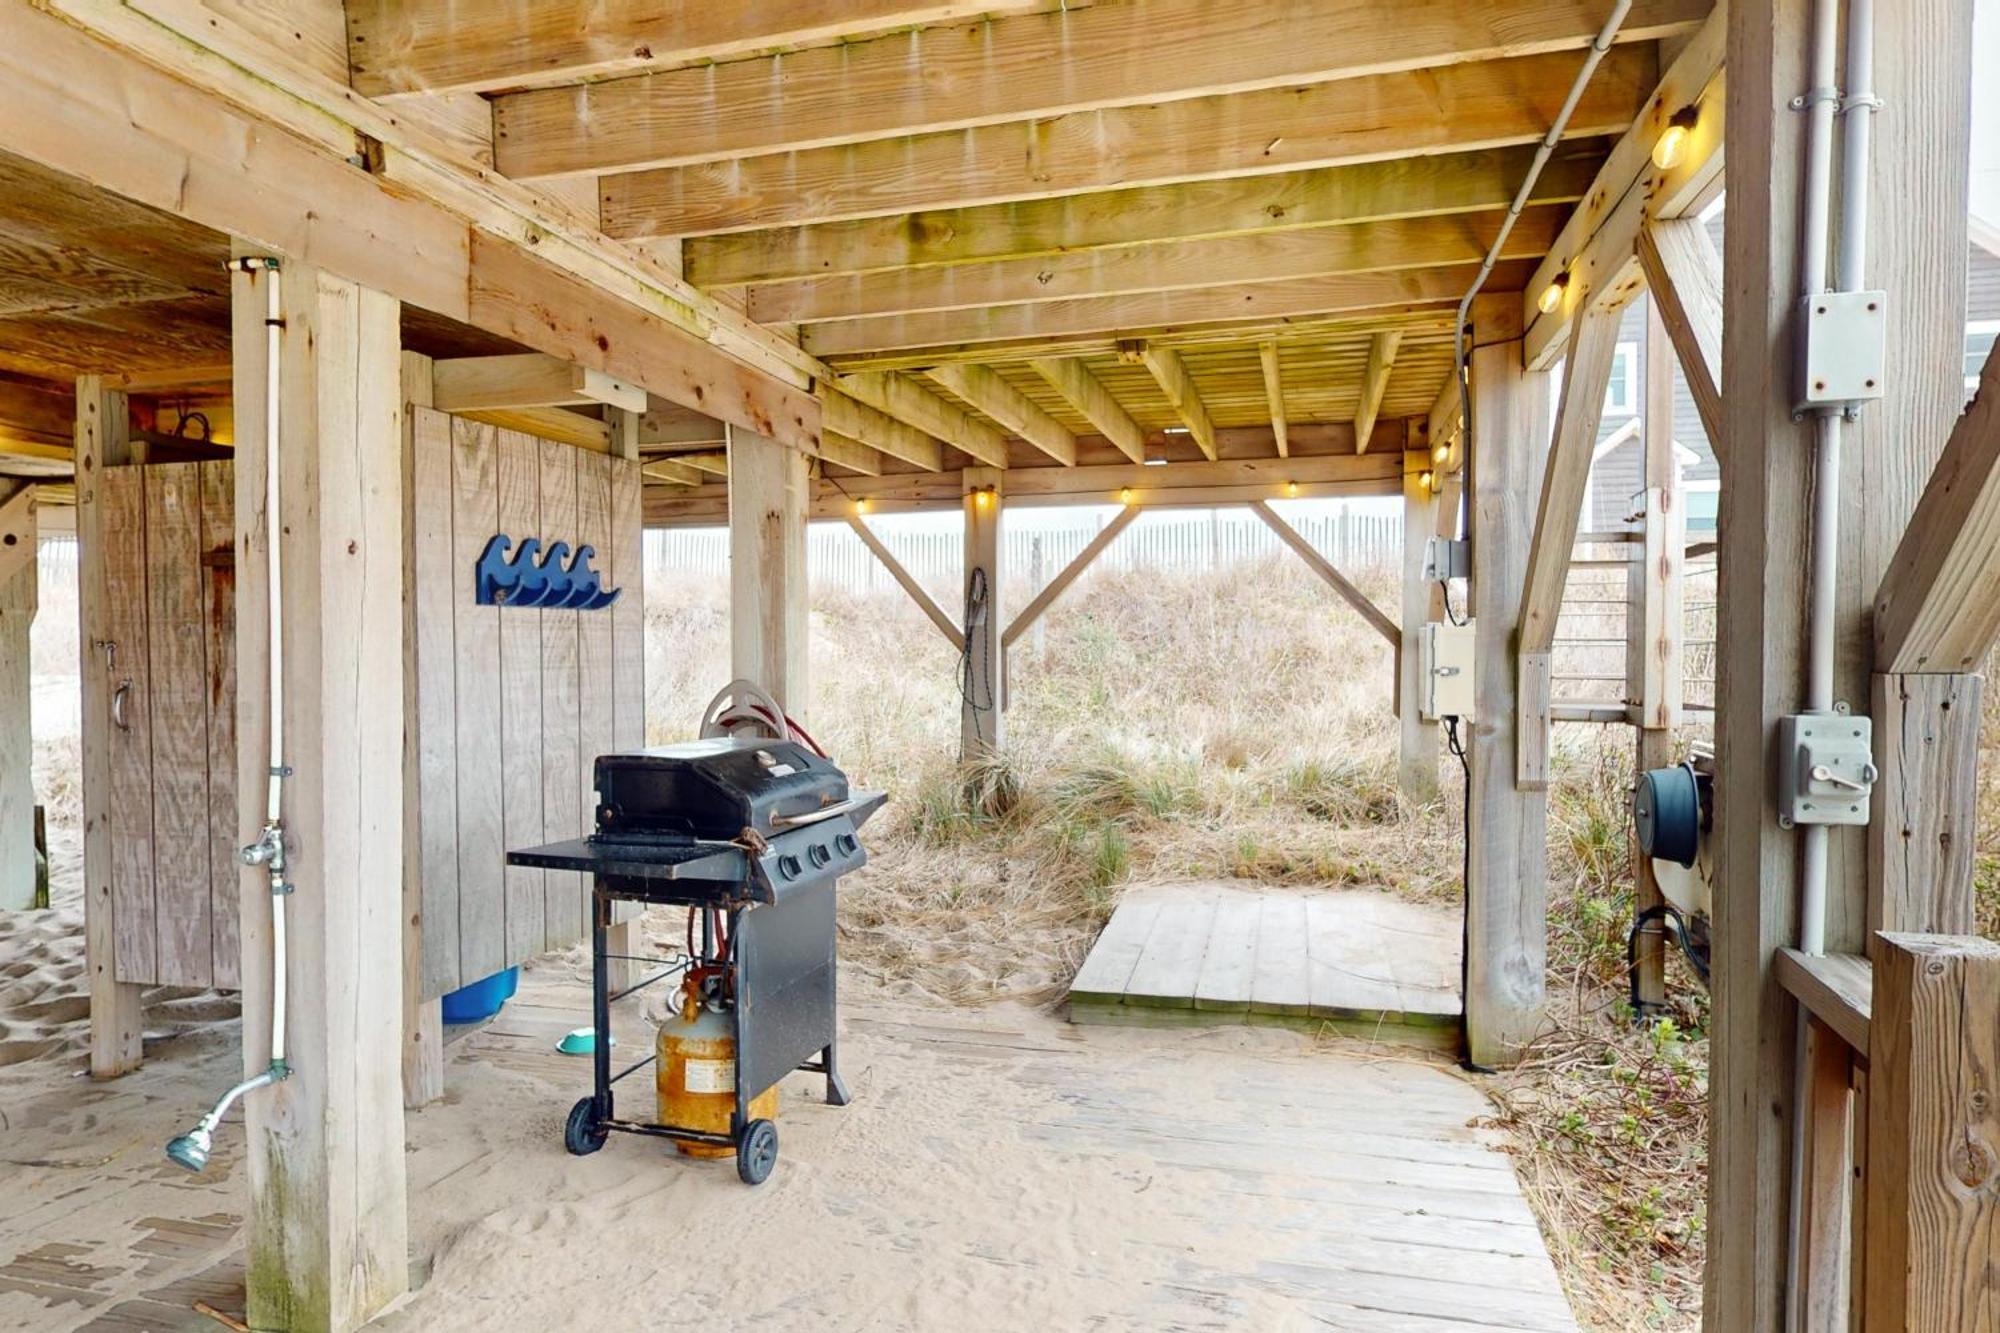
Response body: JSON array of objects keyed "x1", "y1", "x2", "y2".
[{"x1": 0, "y1": 911, "x2": 1576, "y2": 1333}]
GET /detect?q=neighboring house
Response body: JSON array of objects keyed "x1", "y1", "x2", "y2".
[{"x1": 1583, "y1": 236, "x2": 2000, "y2": 534}]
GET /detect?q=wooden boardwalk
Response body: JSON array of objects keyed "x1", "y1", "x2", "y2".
[{"x1": 1070, "y1": 883, "x2": 1462, "y2": 1046}]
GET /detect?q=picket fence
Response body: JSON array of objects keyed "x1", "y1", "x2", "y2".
[{"x1": 645, "y1": 510, "x2": 1402, "y2": 597}]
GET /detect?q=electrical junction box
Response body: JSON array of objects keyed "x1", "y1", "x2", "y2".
[
  {"x1": 1419, "y1": 621, "x2": 1475, "y2": 721},
  {"x1": 1777, "y1": 713, "x2": 1877, "y2": 827},
  {"x1": 1796, "y1": 290, "x2": 1887, "y2": 411},
  {"x1": 1423, "y1": 536, "x2": 1470, "y2": 583}
]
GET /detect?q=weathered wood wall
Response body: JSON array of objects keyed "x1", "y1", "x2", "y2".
[
  {"x1": 412, "y1": 407, "x2": 644, "y2": 997},
  {"x1": 99, "y1": 460, "x2": 237, "y2": 989}
]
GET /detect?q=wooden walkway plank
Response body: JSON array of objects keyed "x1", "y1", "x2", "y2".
[
  {"x1": 1192, "y1": 889, "x2": 1261, "y2": 1011},
  {"x1": 1067, "y1": 894, "x2": 1166, "y2": 1003},
  {"x1": 1123, "y1": 894, "x2": 1219, "y2": 1007},
  {"x1": 1249, "y1": 890, "x2": 1312, "y2": 1017},
  {"x1": 1305, "y1": 891, "x2": 1413, "y2": 1019}
]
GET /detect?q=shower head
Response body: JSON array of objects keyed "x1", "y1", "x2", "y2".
[{"x1": 165, "y1": 1124, "x2": 213, "y2": 1173}]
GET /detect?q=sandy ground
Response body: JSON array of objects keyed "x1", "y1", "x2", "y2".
[{"x1": 0, "y1": 916, "x2": 1577, "y2": 1333}]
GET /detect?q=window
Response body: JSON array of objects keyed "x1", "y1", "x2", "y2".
[
  {"x1": 1603, "y1": 341, "x2": 1640, "y2": 417},
  {"x1": 1967, "y1": 320, "x2": 1999, "y2": 400}
]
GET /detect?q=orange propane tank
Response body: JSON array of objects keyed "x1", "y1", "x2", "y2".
[{"x1": 657, "y1": 967, "x2": 775, "y2": 1158}]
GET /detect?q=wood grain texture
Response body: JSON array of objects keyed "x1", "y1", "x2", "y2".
[
  {"x1": 743, "y1": 207, "x2": 1566, "y2": 325},
  {"x1": 847, "y1": 514, "x2": 963, "y2": 650},
  {"x1": 927, "y1": 363, "x2": 1075, "y2": 466},
  {"x1": 411, "y1": 406, "x2": 460, "y2": 997},
  {"x1": 603, "y1": 45, "x2": 1653, "y2": 235},
  {"x1": 100, "y1": 466, "x2": 156, "y2": 984},
  {"x1": 1002, "y1": 505, "x2": 1140, "y2": 650},
  {"x1": 198, "y1": 461, "x2": 238, "y2": 988},
  {"x1": 451, "y1": 416, "x2": 506, "y2": 984},
  {"x1": 1464, "y1": 296, "x2": 1548, "y2": 1068},
  {"x1": 496, "y1": 428, "x2": 546, "y2": 965},
  {"x1": 1863, "y1": 934, "x2": 2000, "y2": 1330},
  {"x1": 1774, "y1": 950, "x2": 1873, "y2": 1062},
  {"x1": 1030, "y1": 358, "x2": 1145, "y2": 464},
  {"x1": 687, "y1": 144, "x2": 1605, "y2": 287},
  {"x1": 611, "y1": 450, "x2": 645, "y2": 747},
  {"x1": 576, "y1": 449, "x2": 617, "y2": 836},
  {"x1": 142, "y1": 464, "x2": 212, "y2": 987},
  {"x1": 1248, "y1": 501, "x2": 1397, "y2": 646},
  {"x1": 494, "y1": 0, "x2": 1700, "y2": 178},
  {"x1": 1868, "y1": 673, "x2": 1983, "y2": 945},
  {"x1": 538, "y1": 440, "x2": 582, "y2": 948},
  {"x1": 1635, "y1": 219, "x2": 1724, "y2": 450},
  {"x1": 74, "y1": 378, "x2": 141, "y2": 1074},
  {"x1": 836, "y1": 373, "x2": 1007, "y2": 467}
]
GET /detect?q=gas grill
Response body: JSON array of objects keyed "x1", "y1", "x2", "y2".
[{"x1": 506, "y1": 736, "x2": 884, "y2": 1183}]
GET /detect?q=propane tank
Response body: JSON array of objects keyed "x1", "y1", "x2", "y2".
[{"x1": 657, "y1": 966, "x2": 776, "y2": 1158}]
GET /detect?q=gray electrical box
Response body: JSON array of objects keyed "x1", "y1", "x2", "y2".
[
  {"x1": 1796, "y1": 291, "x2": 1888, "y2": 412},
  {"x1": 1423, "y1": 536, "x2": 1469, "y2": 583},
  {"x1": 1777, "y1": 713, "x2": 1877, "y2": 827},
  {"x1": 1419, "y1": 621, "x2": 1475, "y2": 721}
]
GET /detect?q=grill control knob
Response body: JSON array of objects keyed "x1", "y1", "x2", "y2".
[
  {"x1": 807, "y1": 843, "x2": 831, "y2": 868},
  {"x1": 835, "y1": 834, "x2": 859, "y2": 857},
  {"x1": 777, "y1": 854, "x2": 802, "y2": 881}
]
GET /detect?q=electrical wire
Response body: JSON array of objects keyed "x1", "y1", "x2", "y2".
[
  {"x1": 1442, "y1": 715, "x2": 1486, "y2": 1073},
  {"x1": 957, "y1": 565, "x2": 993, "y2": 712}
]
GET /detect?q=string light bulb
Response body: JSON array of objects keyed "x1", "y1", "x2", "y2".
[
  {"x1": 855, "y1": 498, "x2": 870, "y2": 515},
  {"x1": 1285, "y1": 481, "x2": 1299, "y2": 498},
  {"x1": 1419, "y1": 469, "x2": 1435, "y2": 492},
  {"x1": 1118, "y1": 487, "x2": 1135, "y2": 506},
  {"x1": 974, "y1": 487, "x2": 994, "y2": 511},
  {"x1": 1431, "y1": 441, "x2": 1449, "y2": 466},
  {"x1": 1537, "y1": 271, "x2": 1570, "y2": 316},
  {"x1": 1651, "y1": 105, "x2": 1699, "y2": 171}
]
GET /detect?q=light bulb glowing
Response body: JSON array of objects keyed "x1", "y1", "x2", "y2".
[
  {"x1": 855, "y1": 498, "x2": 870, "y2": 515},
  {"x1": 1419, "y1": 469, "x2": 1435, "y2": 492},
  {"x1": 1537, "y1": 271, "x2": 1569, "y2": 316},
  {"x1": 1651, "y1": 107, "x2": 1699, "y2": 171},
  {"x1": 1285, "y1": 481, "x2": 1299, "y2": 498},
  {"x1": 974, "y1": 488, "x2": 993, "y2": 511},
  {"x1": 1118, "y1": 487, "x2": 1134, "y2": 506},
  {"x1": 1431, "y1": 441, "x2": 1449, "y2": 465}
]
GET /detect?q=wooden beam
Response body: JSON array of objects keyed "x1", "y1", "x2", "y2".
[
  {"x1": 1863, "y1": 934, "x2": 2000, "y2": 1328},
  {"x1": 604, "y1": 45, "x2": 1655, "y2": 235},
  {"x1": 687, "y1": 143, "x2": 1606, "y2": 287},
  {"x1": 926, "y1": 364, "x2": 1077, "y2": 466},
  {"x1": 1002, "y1": 505, "x2": 1141, "y2": 649},
  {"x1": 742, "y1": 206, "x2": 1567, "y2": 326},
  {"x1": 1521, "y1": 6, "x2": 1727, "y2": 367},
  {"x1": 73, "y1": 378, "x2": 143, "y2": 1076},
  {"x1": 1774, "y1": 950, "x2": 1873, "y2": 1063},
  {"x1": 799, "y1": 263, "x2": 1523, "y2": 358},
  {"x1": 728, "y1": 425, "x2": 808, "y2": 712},
  {"x1": 1427, "y1": 371, "x2": 1464, "y2": 452},
  {"x1": 820, "y1": 390, "x2": 943, "y2": 472},
  {"x1": 845, "y1": 513, "x2": 964, "y2": 650},
  {"x1": 960, "y1": 467, "x2": 1003, "y2": 753},
  {"x1": 640, "y1": 458, "x2": 705, "y2": 487},
  {"x1": 1872, "y1": 345, "x2": 2000, "y2": 672},
  {"x1": 16, "y1": 0, "x2": 826, "y2": 411},
  {"x1": 1464, "y1": 293, "x2": 1549, "y2": 1069},
  {"x1": 397, "y1": 351, "x2": 444, "y2": 1110},
  {"x1": 431, "y1": 353, "x2": 646, "y2": 413},
  {"x1": 347, "y1": 0, "x2": 1062, "y2": 96},
  {"x1": 1028, "y1": 359, "x2": 1145, "y2": 464},
  {"x1": 1256, "y1": 343, "x2": 1290, "y2": 460},
  {"x1": 233, "y1": 260, "x2": 409, "y2": 1330},
  {"x1": 495, "y1": 0, "x2": 1702, "y2": 179},
  {"x1": 1636, "y1": 220, "x2": 1724, "y2": 448},
  {"x1": 646, "y1": 443, "x2": 1404, "y2": 525},
  {"x1": 1353, "y1": 332, "x2": 1404, "y2": 455},
  {"x1": 1247, "y1": 501, "x2": 1397, "y2": 647},
  {"x1": 836, "y1": 373, "x2": 1009, "y2": 467},
  {"x1": 456, "y1": 406, "x2": 611, "y2": 452},
  {"x1": 1137, "y1": 347, "x2": 1217, "y2": 462},
  {"x1": 1516, "y1": 303, "x2": 1624, "y2": 655},
  {"x1": 818, "y1": 431, "x2": 886, "y2": 476}
]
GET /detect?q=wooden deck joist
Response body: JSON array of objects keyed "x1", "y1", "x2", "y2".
[{"x1": 492, "y1": 0, "x2": 1703, "y2": 180}]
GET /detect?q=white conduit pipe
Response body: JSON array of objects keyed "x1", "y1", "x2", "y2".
[
  {"x1": 1785, "y1": 0, "x2": 1875, "y2": 1319},
  {"x1": 1449, "y1": 0, "x2": 1634, "y2": 517},
  {"x1": 167, "y1": 258, "x2": 292, "y2": 1172}
]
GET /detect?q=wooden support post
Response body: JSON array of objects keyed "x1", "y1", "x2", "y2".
[
  {"x1": 1464, "y1": 293, "x2": 1550, "y2": 1069},
  {"x1": 1709, "y1": 2, "x2": 1973, "y2": 1327},
  {"x1": 1795, "y1": 1017, "x2": 1857, "y2": 1329},
  {"x1": 232, "y1": 257, "x2": 409, "y2": 1332},
  {"x1": 846, "y1": 512, "x2": 964, "y2": 650},
  {"x1": 961, "y1": 467, "x2": 1004, "y2": 754},
  {"x1": 75, "y1": 377, "x2": 144, "y2": 1078},
  {"x1": 1003, "y1": 504, "x2": 1140, "y2": 650},
  {"x1": 0, "y1": 482, "x2": 34, "y2": 909},
  {"x1": 1248, "y1": 500, "x2": 1398, "y2": 648},
  {"x1": 605, "y1": 408, "x2": 645, "y2": 991},
  {"x1": 399, "y1": 351, "x2": 444, "y2": 1109},
  {"x1": 1628, "y1": 300, "x2": 1684, "y2": 1014},
  {"x1": 1862, "y1": 934, "x2": 2000, "y2": 1328},
  {"x1": 1399, "y1": 453, "x2": 1437, "y2": 800},
  {"x1": 727, "y1": 424, "x2": 809, "y2": 713}
]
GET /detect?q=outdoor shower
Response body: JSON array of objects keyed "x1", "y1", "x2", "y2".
[{"x1": 167, "y1": 255, "x2": 294, "y2": 1173}]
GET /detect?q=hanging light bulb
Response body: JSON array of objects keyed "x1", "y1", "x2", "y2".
[
  {"x1": 1284, "y1": 481, "x2": 1299, "y2": 498},
  {"x1": 1651, "y1": 105, "x2": 1700, "y2": 171},
  {"x1": 855, "y1": 497, "x2": 870, "y2": 515},
  {"x1": 1118, "y1": 487, "x2": 1135, "y2": 506},
  {"x1": 1419, "y1": 469, "x2": 1435, "y2": 492},
  {"x1": 1537, "y1": 271, "x2": 1570, "y2": 316},
  {"x1": 974, "y1": 487, "x2": 994, "y2": 511},
  {"x1": 1431, "y1": 441, "x2": 1449, "y2": 466}
]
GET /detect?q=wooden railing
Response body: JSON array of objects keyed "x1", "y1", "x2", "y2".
[{"x1": 1777, "y1": 933, "x2": 2000, "y2": 1330}]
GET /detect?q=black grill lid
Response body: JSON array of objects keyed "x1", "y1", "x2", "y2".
[{"x1": 593, "y1": 737, "x2": 850, "y2": 842}]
